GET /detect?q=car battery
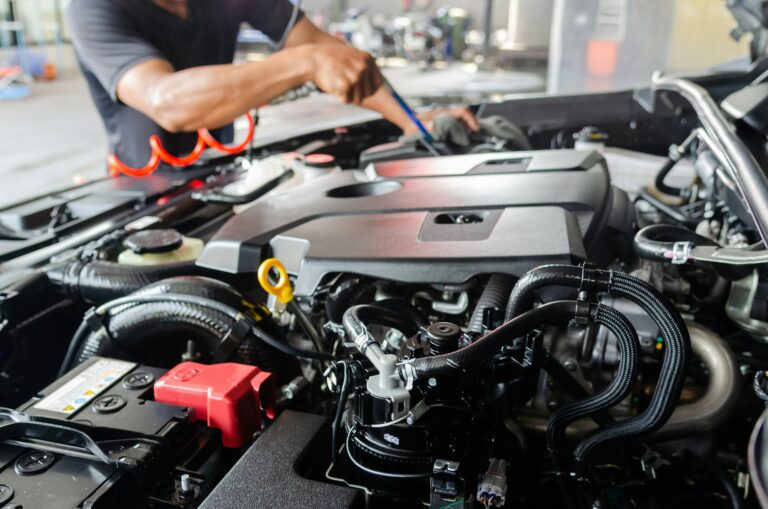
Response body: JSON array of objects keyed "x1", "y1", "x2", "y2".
[{"x1": 0, "y1": 357, "x2": 228, "y2": 509}]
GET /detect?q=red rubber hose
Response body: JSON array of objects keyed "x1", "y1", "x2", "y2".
[
  {"x1": 199, "y1": 113, "x2": 255, "y2": 155},
  {"x1": 149, "y1": 133, "x2": 207, "y2": 166}
]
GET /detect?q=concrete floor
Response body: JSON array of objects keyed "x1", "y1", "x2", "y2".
[{"x1": 0, "y1": 71, "x2": 107, "y2": 208}]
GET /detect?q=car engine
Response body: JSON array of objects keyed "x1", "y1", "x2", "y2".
[{"x1": 2, "y1": 70, "x2": 768, "y2": 508}]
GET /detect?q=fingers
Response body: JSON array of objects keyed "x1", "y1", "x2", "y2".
[
  {"x1": 311, "y1": 44, "x2": 386, "y2": 106},
  {"x1": 453, "y1": 107, "x2": 481, "y2": 131},
  {"x1": 350, "y1": 55, "x2": 380, "y2": 105}
]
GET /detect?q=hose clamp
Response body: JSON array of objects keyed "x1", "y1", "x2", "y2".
[
  {"x1": 354, "y1": 330, "x2": 376, "y2": 354},
  {"x1": 578, "y1": 262, "x2": 599, "y2": 296},
  {"x1": 398, "y1": 361, "x2": 417, "y2": 389},
  {"x1": 574, "y1": 299, "x2": 593, "y2": 326},
  {"x1": 670, "y1": 241, "x2": 692, "y2": 265}
]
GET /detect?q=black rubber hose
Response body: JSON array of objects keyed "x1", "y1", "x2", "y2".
[
  {"x1": 343, "y1": 303, "x2": 426, "y2": 341},
  {"x1": 505, "y1": 265, "x2": 594, "y2": 321},
  {"x1": 59, "y1": 320, "x2": 90, "y2": 377},
  {"x1": 402, "y1": 301, "x2": 578, "y2": 380},
  {"x1": 637, "y1": 190, "x2": 697, "y2": 225},
  {"x1": 574, "y1": 272, "x2": 690, "y2": 463},
  {"x1": 468, "y1": 274, "x2": 515, "y2": 334},
  {"x1": 633, "y1": 224, "x2": 718, "y2": 263},
  {"x1": 76, "y1": 300, "x2": 236, "y2": 364},
  {"x1": 372, "y1": 299, "x2": 430, "y2": 329},
  {"x1": 251, "y1": 326, "x2": 332, "y2": 361},
  {"x1": 46, "y1": 258, "x2": 201, "y2": 305},
  {"x1": 61, "y1": 276, "x2": 245, "y2": 376},
  {"x1": 504, "y1": 265, "x2": 690, "y2": 463},
  {"x1": 547, "y1": 304, "x2": 639, "y2": 453},
  {"x1": 68, "y1": 277, "x2": 304, "y2": 373},
  {"x1": 655, "y1": 158, "x2": 685, "y2": 197}
]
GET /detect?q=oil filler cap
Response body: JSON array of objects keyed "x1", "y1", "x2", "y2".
[
  {"x1": 154, "y1": 362, "x2": 276, "y2": 448},
  {"x1": 125, "y1": 229, "x2": 183, "y2": 254}
]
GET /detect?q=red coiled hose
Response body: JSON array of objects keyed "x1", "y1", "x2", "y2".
[
  {"x1": 149, "y1": 133, "x2": 208, "y2": 166},
  {"x1": 199, "y1": 112, "x2": 256, "y2": 155},
  {"x1": 108, "y1": 113, "x2": 255, "y2": 178}
]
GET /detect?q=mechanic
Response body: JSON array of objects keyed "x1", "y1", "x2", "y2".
[{"x1": 66, "y1": 0, "x2": 480, "y2": 168}]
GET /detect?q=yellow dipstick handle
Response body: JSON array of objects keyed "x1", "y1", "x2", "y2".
[{"x1": 257, "y1": 258, "x2": 294, "y2": 304}]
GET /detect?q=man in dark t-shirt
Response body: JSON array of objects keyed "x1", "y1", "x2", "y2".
[{"x1": 66, "y1": 0, "x2": 479, "y2": 169}]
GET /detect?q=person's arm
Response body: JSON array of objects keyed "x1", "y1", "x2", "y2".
[
  {"x1": 283, "y1": 17, "x2": 479, "y2": 134},
  {"x1": 116, "y1": 15, "x2": 385, "y2": 132},
  {"x1": 117, "y1": 49, "x2": 311, "y2": 133}
]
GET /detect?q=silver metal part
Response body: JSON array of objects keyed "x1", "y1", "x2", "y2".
[
  {"x1": 670, "y1": 241, "x2": 693, "y2": 264},
  {"x1": 180, "y1": 474, "x2": 192, "y2": 494},
  {"x1": 434, "y1": 459, "x2": 460, "y2": 473},
  {"x1": 688, "y1": 245, "x2": 768, "y2": 266},
  {"x1": 282, "y1": 376, "x2": 309, "y2": 400},
  {"x1": 406, "y1": 400, "x2": 430, "y2": 425},
  {"x1": 727, "y1": 270, "x2": 768, "y2": 339},
  {"x1": 655, "y1": 321, "x2": 740, "y2": 439},
  {"x1": 432, "y1": 291, "x2": 470, "y2": 315},
  {"x1": 518, "y1": 321, "x2": 739, "y2": 440},
  {"x1": 652, "y1": 74, "x2": 768, "y2": 245}
]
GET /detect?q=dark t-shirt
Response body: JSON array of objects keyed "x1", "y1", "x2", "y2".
[{"x1": 66, "y1": 0, "x2": 301, "y2": 167}]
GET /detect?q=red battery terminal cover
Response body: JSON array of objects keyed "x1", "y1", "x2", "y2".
[{"x1": 154, "y1": 362, "x2": 276, "y2": 448}]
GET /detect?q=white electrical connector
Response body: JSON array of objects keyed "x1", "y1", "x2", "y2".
[{"x1": 477, "y1": 458, "x2": 508, "y2": 508}]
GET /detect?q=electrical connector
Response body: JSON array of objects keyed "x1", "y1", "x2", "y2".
[{"x1": 477, "y1": 458, "x2": 508, "y2": 508}]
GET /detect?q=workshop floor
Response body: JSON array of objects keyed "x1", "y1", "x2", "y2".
[{"x1": 0, "y1": 71, "x2": 107, "y2": 208}]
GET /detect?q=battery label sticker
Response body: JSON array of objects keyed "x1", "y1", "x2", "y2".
[{"x1": 33, "y1": 359, "x2": 136, "y2": 414}]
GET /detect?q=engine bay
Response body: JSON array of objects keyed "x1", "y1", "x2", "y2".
[{"x1": 3, "y1": 68, "x2": 768, "y2": 508}]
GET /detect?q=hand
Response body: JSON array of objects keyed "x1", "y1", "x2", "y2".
[
  {"x1": 407, "y1": 106, "x2": 481, "y2": 135},
  {"x1": 306, "y1": 43, "x2": 384, "y2": 105}
]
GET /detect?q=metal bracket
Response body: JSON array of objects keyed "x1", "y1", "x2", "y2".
[{"x1": 0, "y1": 408, "x2": 161, "y2": 468}]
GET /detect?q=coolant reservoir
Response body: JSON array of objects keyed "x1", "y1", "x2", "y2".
[
  {"x1": 118, "y1": 229, "x2": 204, "y2": 266},
  {"x1": 291, "y1": 153, "x2": 342, "y2": 181}
]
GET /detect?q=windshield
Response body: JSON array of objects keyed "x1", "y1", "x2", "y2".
[{"x1": 0, "y1": 0, "x2": 753, "y2": 209}]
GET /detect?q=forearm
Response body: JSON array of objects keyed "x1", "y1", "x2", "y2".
[{"x1": 129, "y1": 47, "x2": 312, "y2": 132}]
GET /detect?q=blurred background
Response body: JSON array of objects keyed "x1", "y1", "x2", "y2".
[{"x1": 0, "y1": 0, "x2": 751, "y2": 206}]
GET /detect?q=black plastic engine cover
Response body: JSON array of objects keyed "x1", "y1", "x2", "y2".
[
  {"x1": 199, "y1": 410, "x2": 360, "y2": 509},
  {"x1": 198, "y1": 150, "x2": 621, "y2": 295}
]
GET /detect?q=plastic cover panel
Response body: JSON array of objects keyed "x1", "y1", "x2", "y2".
[{"x1": 197, "y1": 150, "x2": 612, "y2": 294}]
